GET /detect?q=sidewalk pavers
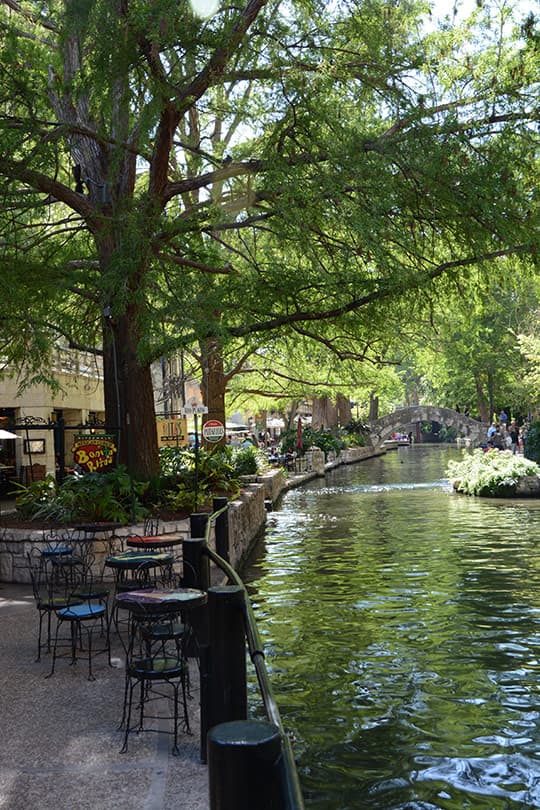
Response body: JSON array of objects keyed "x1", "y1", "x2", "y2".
[{"x1": 0, "y1": 582, "x2": 209, "y2": 810}]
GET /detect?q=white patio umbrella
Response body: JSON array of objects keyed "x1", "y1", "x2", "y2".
[{"x1": 0, "y1": 429, "x2": 20, "y2": 440}]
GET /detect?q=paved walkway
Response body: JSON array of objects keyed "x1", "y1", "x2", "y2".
[{"x1": 0, "y1": 581, "x2": 209, "y2": 810}]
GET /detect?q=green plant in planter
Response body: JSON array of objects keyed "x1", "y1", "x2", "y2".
[
  {"x1": 279, "y1": 426, "x2": 345, "y2": 457},
  {"x1": 13, "y1": 476, "x2": 58, "y2": 518},
  {"x1": 159, "y1": 445, "x2": 241, "y2": 494},
  {"x1": 165, "y1": 481, "x2": 211, "y2": 513},
  {"x1": 342, "y1": 419, "x2": 369, "y2": 447},
  {"x1": 446, "y1": 448, "x2": 540, "y2": 497},
  {"x1": 13, "y1": 466, "x2": 149, "y2": 523}
]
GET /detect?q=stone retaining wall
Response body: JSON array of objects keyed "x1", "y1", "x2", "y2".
[
  {"x1": 0, "y1": 519, "x2": 190, "y2": 584},
  {"x1": 515, "y1": 475, "x2": 540, "y2": 497},
  {"x1": 0, "y1": 446, "x2": 383, "y2": 584},
  {"x1": 226, "y1": 483, "x2": 267, "y2": 569},
  {"x1": 340, "y1": 446, "x2": 386, "y2": 464}
]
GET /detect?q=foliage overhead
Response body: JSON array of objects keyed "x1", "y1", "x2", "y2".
[{"x1": 0, "y1": 0, "x2": 538, "y2": 473}]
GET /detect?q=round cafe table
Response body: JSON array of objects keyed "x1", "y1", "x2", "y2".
[
  {"x1": 105, "y1": 550, "x2": 175, "y2": 572},
  {"x1": 75, "y1": 521, "x2": 123, "y2": 552},
  {"x1": 125, "y1": 533, "x2": 184, "y2": 551},
  {"x1": 104, "y1": 550, "x2": 175, "y2": 592},
  {"x1": 115, "y1": 587, "x2": 207, "y2": 615},
  {"x1": 115, "y1": 587, "x2": 208, "y2": 654}
]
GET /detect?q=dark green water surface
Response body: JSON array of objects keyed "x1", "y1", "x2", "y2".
[{"x1": 245, "y1": 446, "x2": 540, "y2": 809}]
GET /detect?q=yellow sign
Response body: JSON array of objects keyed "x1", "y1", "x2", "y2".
[{"x1": 156, "y1": 418, "x2": 188, "y2": 447}]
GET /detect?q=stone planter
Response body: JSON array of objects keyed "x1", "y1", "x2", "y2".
[{"x1": 515, "y1": 475, "x2": 540, "y2": 497}]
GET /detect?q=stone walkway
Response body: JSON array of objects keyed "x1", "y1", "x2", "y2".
[{"x1": 0, "y1": 582, "x2": 209, "y2": 810}]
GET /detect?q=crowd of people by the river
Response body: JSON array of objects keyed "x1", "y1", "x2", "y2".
[{"x1": 483, "y1": 409, "x2": 527, "y2": 454}]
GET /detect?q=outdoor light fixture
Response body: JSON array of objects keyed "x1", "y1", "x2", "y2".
[{"x1": 72, "y1": 164, "x2": 85, "y2": 194}]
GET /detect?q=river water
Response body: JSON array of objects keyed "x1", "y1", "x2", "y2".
[{"x1": 245, "y1": 445, "x2": 540, "y2": 810}]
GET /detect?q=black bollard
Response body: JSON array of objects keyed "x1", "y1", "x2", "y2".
[
  {"x1": 213, "y1": 497, "x2": 230, "y2": 561},
  {"x1": 190, "y1": 511, "x2": 209, "y2": 539},
  {"x1": 208, "y1": 586, "x2": 247, "y2": 724},
  {"x1": 182, "y1": 536, "x2": 210, "y2": 592},
  {"x1": 182, "y1": 535, "x2": 210, "y2": 656},
  {"x1": 208, "y1": 720, "x2": 283, "y2": 810}
]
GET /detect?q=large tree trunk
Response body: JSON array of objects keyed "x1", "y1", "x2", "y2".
[
  {"x1": 474, "y1": 374, "x2": 490, "y2": 423},
  {"x1": 103, "y1": 310, "x2": 159, "y2": 478},
  {"x1": 200, "y1": 337, "x2": 227, "y2": 446},
  {"x1": 369, "y1": 392, "x2": 379, "y2": 421},
  {"x1": 99, "y1": 230, "x2": 159, "y2": 479},
  {"x1": 336, "y1": 393, "x2": 352, "y2": 426},
  {"x1": 312, "y1": 396, "x2": 338, "y2": 430}
]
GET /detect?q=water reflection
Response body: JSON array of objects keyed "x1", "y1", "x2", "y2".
[{"x1": 245, "y1": 446, "x2": 540, "y2": 809}]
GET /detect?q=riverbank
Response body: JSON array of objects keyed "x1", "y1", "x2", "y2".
[
  {"x1": 0, "y1": 445, "x2": 386, "y2": 584},
  {"x1": 0, "y1": 444, "x2": 385, "y2": 810}
]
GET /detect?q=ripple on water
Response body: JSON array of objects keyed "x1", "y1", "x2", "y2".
[{"x1": 245, "y1": 447, "x2": 540, "y2": 810}]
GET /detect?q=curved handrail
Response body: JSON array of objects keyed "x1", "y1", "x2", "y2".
[{"x1": 203, "y1": 507, "x2": 305, "y2": 810}]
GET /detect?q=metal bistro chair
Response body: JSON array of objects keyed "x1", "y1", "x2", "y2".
[
  {"x1": 111, "y1": 557, "x2": 170, "y2": 639},
  {"x1": 40, "y1": 531, "x2": 75, "y2": 583},
  {"x1": 27, "y1": 549, "x2": 83, "y2": 662},
  {"x1": 120, "y1": 600, "x2": 191, "y2": 755},
  {"x1": 124, "y1": 517, "x2": 163, "y2": 552},
  {"x1": 47, "y1": 558, "x2": 112, "y2": 680}
]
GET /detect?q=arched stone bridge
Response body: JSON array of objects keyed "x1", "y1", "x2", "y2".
[{"x1": 368, "y1": 405, "x2": 488, "y2": 447}]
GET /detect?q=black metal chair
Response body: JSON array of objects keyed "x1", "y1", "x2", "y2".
[
  {"x1": 120, "y1": 602, "x2": 191, "y2": 754},
  {"x1": 41, "y1": 530, "x2": 74, "y2": 560},
  {"x1": 124, "y1": 517, "x2": 162, "y2": 552},
  {"x1": 47, "y1": 559, "x2": 112, "y2": 680},
  {"x1": 27, "y1": 549, "x2": 83, "y2": 662}
]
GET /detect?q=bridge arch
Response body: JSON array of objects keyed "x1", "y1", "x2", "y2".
[{"x1": 368, "y1": 405, "x2": 488, "y2": 447}]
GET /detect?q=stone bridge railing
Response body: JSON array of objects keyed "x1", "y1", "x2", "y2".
[{"x1": 368, "y1": 405, "x2": 488, "y2": 447}]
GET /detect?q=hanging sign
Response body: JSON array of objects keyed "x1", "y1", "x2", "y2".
[
  {"x1": 181, "y1": 399, "x2": 209, "y2": 416},
  {"x1": 72, "y1": 434, "x2": 117, "y2": 473},
  {"x1": 202, "y1": 420, "x2": 225, "y2": 443},
  {"x1": 156, "y1": 418, "x2": 188, "y2": 447}
]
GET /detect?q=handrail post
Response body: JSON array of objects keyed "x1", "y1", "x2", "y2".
[
  {"x1": 213, "y1": 497, "x2": 230, "y2": 561},
  {"x1": 201, "y1": 585, "x2": 247, "y2": 762},
  {"x1": 208, "y1": 720, "x2": 283, "y2": 810},
  {"x1": 184, "y1": 513, "x2": 211, "y2": 747},
  {"x1": 184, "y1": 513, "x2": 211, "y2": 591},
  {"x1": 210, "y1": 586, "x2": 248, "y2": 719}
]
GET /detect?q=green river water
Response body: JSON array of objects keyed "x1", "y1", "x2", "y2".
[{"x1": 245, "y1": 445, "x2": 540, "y2": 810}]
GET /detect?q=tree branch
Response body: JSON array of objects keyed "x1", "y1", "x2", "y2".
[
  {"x1": 0, "y1": 0, "x2": 59, "y2": 32},
  {"x1": 0, "y1": 158, "x2": 100, "y2": 227},
  {"x1": 156, "y1": 251, "x2": 235, "y2": 275},
  {"x1": 174, "y1": 0, "x2": 268, "y2": 113},
  {"x1": 229, "y1": 246, "x2": 530, "y2": 338}
]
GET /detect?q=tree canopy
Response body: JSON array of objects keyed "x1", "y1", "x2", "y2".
[{"x1": 0, "y1": 0, "x2": 538, "y2": 474}]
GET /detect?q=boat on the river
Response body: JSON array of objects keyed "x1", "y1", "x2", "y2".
[{"x1": 381, "y1": 436, "x2": 411, "y2": 450}]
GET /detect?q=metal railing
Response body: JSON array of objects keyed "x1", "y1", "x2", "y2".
[{"x1": 191, "y1": 504, "x2": 305, "y2": 810}]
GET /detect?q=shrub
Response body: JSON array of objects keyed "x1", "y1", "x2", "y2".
[
  {"x1": 438, "y1": 425, "x2": 457, "y2": 443},
  {"x1": 524, "y1": 421, "x2": 540, "y2": 464},
  {"x1": 342, "y1": 419, "x2": 369, "y2": 447},
  {"x1": 230, "y1": 446, "x2": 259, "y2": 476},
  {"x1": 280, "y1": 426, "x2": 345, "y2": 457},
  {"x1": 165, "y1": 481, "x2": 211, "y2": 513},
  {"x1": 13, "y1": 466, "x2": 149, "y2": 523},
  {"x1": 446, "y1": 448, "x2": 540, "y2": 497},
  {"x1": 159, "y1": 445, "x2": 241, "y2": 512}
]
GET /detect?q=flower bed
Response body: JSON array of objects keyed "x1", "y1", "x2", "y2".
[{"x1": 447, "y1": 449, "x2": 540, "y2": 497}]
